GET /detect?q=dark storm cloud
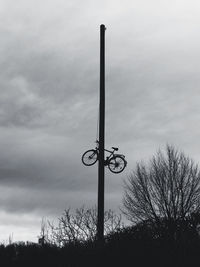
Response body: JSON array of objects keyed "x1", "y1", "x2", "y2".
[{"x1": 0, "y1": 185, "x2": 88, "y2": 214}]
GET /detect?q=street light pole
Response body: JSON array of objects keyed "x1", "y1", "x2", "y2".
[{"x1": 97, "y1": 24, "x2": 106, "y2": 243}]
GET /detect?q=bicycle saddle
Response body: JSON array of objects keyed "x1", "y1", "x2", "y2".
[{"x1": 112, "y1": 147, "x2": 118, "y2": 151}]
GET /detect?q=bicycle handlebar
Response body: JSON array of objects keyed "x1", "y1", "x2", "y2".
[{"x1": 95, "y1": 140, "x2": 119, "y2": 152}]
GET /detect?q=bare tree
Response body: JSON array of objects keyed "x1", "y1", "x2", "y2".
[
  {"x1": 38, "y1": 218, "x2": 50, "y2": 245},
  {"x1": 42, "y1": 206, "x2": 123, "y2": 246},
  {"x1": 123, "y1": 145, "x2": 200, "y2": 234}
]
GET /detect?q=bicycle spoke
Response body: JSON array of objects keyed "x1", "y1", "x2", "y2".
[{"x1": 108, "y1": 155, "x2": 126, "y2": 173}]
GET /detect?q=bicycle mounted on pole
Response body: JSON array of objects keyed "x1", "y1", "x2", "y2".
[{"x1": 81, "y1": 140, "x2": 127, "y2": 174}]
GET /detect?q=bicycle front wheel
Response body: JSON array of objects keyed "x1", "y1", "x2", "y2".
[
  {"x1": 81, "y1": 149, "x2": 98, "y2": 166},
  {"x1": 108, "y1": 155, "x2": 127, "y2": 173}
]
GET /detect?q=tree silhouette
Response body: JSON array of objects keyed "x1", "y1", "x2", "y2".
[
  {"x1": 122, "y1": 145, "x2": 200, "y2": 239},
  {"x1": 41, "y1": 206, "x2": 123, "y2": 246}
]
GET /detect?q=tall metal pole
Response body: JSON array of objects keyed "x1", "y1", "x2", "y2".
[{"x1": 97, "y1": 24, "x2": 106, "y2": 242}]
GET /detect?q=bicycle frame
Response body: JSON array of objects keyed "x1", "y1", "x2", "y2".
[{"x1": 94, "y1": 143, "x2": 122, "y2": 166}]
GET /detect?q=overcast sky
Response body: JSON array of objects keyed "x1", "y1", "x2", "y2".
[{"x1": 1, "y1": 0, "x2": 200, "y2": 242}]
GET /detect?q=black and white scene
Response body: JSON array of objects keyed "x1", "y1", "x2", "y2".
[{"x1": 1, "y1": 0, "x2": 200, "y2": 266}]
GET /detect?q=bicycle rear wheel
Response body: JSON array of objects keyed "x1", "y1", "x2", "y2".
[
  {"x1": 81, "y1": 149, "x2": 98, "y2": 166},
  {"x1": 108, "y1": 155, "x2": 127, "y2": 173}
]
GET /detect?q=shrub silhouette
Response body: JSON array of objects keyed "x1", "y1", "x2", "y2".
[
  {"x1": 1, "y1": 218, "x2": 200, "y2": 266},
  {"x1": 39, "y1": 206, "x2": 123, "y2": 246}
]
